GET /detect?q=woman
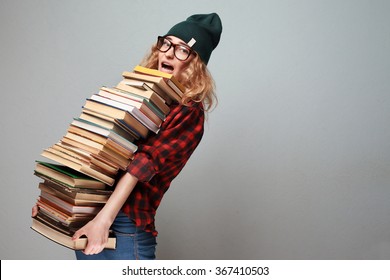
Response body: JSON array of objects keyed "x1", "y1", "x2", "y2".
[{"x1": 33, "y1": 12, "x2": 222, "y2": 260}]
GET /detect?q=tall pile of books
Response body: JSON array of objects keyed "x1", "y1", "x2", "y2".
[{"x1": 31, "y1": 65, "x2": 185, "y2": 250}]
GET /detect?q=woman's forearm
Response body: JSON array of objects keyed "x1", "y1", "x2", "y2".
[
  {"x1": 71, "y1": 172, "x2": 139, "y2": 255},
  {"x1": 93, "y1": 172, "x2": 139, "y2": 227}
]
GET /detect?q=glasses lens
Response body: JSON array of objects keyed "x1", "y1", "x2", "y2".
[
  {"x1": 174, "y1": 45, "x2": 191, "y2": 61},
  {"x1": 156, "y1": 36, "x2": 192, "y2": 61},
  {"x1": 157, "y1": 37, "x2": 171, "y2": 52}
]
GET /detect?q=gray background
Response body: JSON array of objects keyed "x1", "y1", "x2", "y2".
[{"x1": 1, "y1": 0, "x2": 389, "y2": 260}]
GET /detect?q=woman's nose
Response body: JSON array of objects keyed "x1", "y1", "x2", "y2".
[{"x1": 165, "y1": 46, "x2": 175, "y2": 58}]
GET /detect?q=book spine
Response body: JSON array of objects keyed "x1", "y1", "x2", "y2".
[
  {"x1": 90, "y1": 95, "x2": 160, "y2": 134},
  {"x1": 166, "y1": 79, "x2": 184, "y2": 98},
  {"x1": 42, "y1": 149, "x2": 115, "y2": 186}
]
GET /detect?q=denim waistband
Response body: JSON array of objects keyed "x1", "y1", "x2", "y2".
[{"x1": 111, "y1": 211, "x2": 138, "y2": 234}]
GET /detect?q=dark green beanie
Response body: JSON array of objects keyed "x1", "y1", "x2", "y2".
[{"x1": 164, "y1": 13, "x2": 222, "y2": 65}]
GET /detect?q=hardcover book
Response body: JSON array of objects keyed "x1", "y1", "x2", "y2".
[{"x1": 32, "y1": 217, "x2": 116, "y2": 250}]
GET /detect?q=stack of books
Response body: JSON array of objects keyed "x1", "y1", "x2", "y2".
[{"x1": 31, "y1": 65, "x2": 185, "y2": 250}]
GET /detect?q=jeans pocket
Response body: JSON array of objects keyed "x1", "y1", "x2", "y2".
[
  {"x1": 112, "y1": 231, "x2": 137, "y2": 259},
  {"x1": 112, "y1": 230, "x2": 156, "y2": 260},
  {"x1": 134, "y1": 231, "x2": 157, "y2": 260}
]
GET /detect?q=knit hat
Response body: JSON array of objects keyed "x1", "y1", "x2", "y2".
[{"x1": 164, "y1": 13, "x2": 222, "y2": 65}]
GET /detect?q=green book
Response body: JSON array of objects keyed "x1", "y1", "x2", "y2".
[{"x1": 34, "y1": 161, "x2": 107, "y2": 189}]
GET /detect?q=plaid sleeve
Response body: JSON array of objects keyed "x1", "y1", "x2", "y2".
[
  {"x1": 126, "y1": 153, "x2": 156, "y2": 182},
  {"x1": 127, "y1": 104, "x2": 204, "y2": 182}
]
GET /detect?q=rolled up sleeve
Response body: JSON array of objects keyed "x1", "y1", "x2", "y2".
[{"x1": 127, "y1": 103, "x2": 204, "y2": 183}]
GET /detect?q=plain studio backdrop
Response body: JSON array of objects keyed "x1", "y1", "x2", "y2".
[{"x1": 1, "y1": 0, "x2": 389, "y2": 260}]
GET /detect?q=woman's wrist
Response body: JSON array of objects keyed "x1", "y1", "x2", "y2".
[{"x1": 93, "y1": 210, "x2": 116, "y2": 229}]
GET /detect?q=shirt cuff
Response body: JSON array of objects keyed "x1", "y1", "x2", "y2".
[{"x1": 126, "y1": 153, "x2": 156, "y2": 182}]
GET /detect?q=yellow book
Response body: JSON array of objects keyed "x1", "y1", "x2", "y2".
[
  {"x1": 122, "y1": 71, "x2": 182, "y2": 103},
  {"x1": 133, "y1": 65, "x2": 185, "y2": 95}
]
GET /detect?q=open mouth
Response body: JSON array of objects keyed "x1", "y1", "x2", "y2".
[{"x1": 161, "y1": 62, "x2": 174, "y2": 73}]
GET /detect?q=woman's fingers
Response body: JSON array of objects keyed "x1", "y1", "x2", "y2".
[{"x1": 31, "y1": 204, "x2": 39, "y2": 217}]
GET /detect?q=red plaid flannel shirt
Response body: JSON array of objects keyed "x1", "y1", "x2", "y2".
[{"x1": 122, "y1": 102, "x2": 204, "y2": 236}]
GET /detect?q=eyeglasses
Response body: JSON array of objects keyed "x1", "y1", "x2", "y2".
[{"x1": 156, "y1": 36, "x2": 194, "y2": 61}]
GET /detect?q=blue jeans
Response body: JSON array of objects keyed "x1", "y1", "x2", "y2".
[{"x1": 75, "y1": 212, "x2": 157, "y2": 260}]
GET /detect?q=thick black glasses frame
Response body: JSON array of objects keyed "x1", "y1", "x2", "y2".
[{"x1": 156, "y1": 36, "x2": 193, "y2": 61}]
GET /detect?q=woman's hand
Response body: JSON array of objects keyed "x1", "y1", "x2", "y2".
[
  {"x1": 32, "y1": 204, "x2": 39, "y2": 217},
  {"x1": 72, "y1": 173, "x2": 139, "y2": 255},
  {"x1": 72, "y1": 217, "x2": 111, "y2": 255},
  {"x1": 71, "y1": 172, "x2": 139, "y2": 255}
]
